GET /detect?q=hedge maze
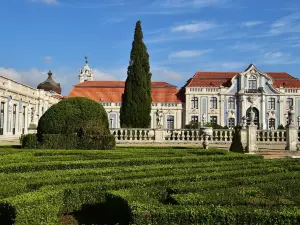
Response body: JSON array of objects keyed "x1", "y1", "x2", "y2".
[{"x1": 1, "y1": 147, "x2": 300, "y2": 224}]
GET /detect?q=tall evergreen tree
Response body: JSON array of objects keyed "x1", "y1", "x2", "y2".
[{"x1": 120, "y1": 20, "x2": 152, "y2": 128}]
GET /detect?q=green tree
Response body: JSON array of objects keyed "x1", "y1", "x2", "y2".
[{"x1": 120, "y1": 20, "x2": 152, "y2": 128}]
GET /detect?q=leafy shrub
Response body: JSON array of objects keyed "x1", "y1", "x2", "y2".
[
  {"x1": 35, "y1": 97, "x2": 115, "y2": 150},
  {"x1": 278, "y1": 124, "x2": 285, "y2": 130},
  {"x1": 20, "y1": 134, "x2": 37, "y2": 149},
  {"x1": 37, "y1": 97, "x2": 110, "y2": 138},
  {"x1": 39, "y1": 134, "x2": 116, "y2": 150}
]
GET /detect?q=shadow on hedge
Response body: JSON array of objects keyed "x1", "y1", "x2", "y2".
[
  {"x1": 0, "y1": 203, "x2": 16, "y2": 225},
  {"x1": 70, "y1": 195, "x2": 133, "y2": 225}
]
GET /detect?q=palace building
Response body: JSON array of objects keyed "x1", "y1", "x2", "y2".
[
  {"x1": 68, "y1": 59, "x2": 300, "y2": 130},
  {"x1": 1, "y1": 57, "x2": 300, "y2": 139}
]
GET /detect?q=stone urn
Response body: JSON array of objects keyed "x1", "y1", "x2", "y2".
[
  {"x1": 201, "y1": 127, "x2": 213, "y2": 137},
  {"x1": 249, "y1": 108, "x2": 255, "y2": 124},
  {"x1": 148, "y1": 130, "x2": 155, "y2": 138}
]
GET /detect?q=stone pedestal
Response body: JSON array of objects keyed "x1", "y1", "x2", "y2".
[
  {"x1": 28, "y1": 123, "x2": 37, "y2": 134},
  {"x1": 285, "y1": 126, "x2": 299, "y2": 151},
  {"x1": 247, "y1": 124, "x2": 258, "y2": 154},
  {"x1": 154, "y1": 129, "x2": 164, "y2": 142},
  {"x1": 239, "y1": 128, "x2": 247, "y2": 151}
]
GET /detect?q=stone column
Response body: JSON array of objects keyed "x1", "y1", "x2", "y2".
[
  {"x1": 219, "y1": 95, "x2": 225, "y2": 126},
  {"x1": 285, "y1": 107, "x2": 299, "y2": 151},
  {"x1": 261, "y1": 95, "x2": 266, "y2": 129}
]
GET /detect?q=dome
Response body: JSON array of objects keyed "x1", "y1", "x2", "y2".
[{"x1": 37, "y1": 70, "x2": 62, "y2": 94}]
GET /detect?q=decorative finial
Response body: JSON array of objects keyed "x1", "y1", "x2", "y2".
[
  {"x1": 48, "y1": 70, "x2": 52, "y2": 77},
  {"x1": 85, "y1": 56, "x2": 88, "y2": 64}
]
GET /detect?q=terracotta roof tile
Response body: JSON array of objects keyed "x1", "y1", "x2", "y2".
[
  {"x1": 68, "y1": 81, "x2": 182, "y2": 103},
  {"x1": 186, "y1": 71, "x2": 300, "y2": 88}
]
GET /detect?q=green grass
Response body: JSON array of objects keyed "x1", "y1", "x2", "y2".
[{"x1": 0, "y1": 146, "x2": 300, "y2": 225}]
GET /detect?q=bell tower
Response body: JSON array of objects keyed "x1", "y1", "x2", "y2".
[{"x1": 79, "y1": 56, "x2": 94, "y2": 83}]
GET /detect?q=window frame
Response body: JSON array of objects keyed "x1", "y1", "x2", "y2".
[
  {"x1": 210, "y1": 97, "x2": 217, "y2": 109},
  {"x1": 191, "y1": 97, "x2": 199, "y2": 109}
]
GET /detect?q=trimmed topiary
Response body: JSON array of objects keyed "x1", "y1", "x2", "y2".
[
  {"x1": 37, "y1": 97, "x2": 109, "y2": 137},
  {"x1": 36, "y1": 97, "x2": 115, "y2": 150}
]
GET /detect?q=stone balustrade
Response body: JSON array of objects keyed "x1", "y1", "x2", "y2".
[
  {"x1": 256, "y1": 130, "x2": 286, "y2": 144},
  {"x1": 110, "y1": 128, "x2": 234, "y2": 144}
]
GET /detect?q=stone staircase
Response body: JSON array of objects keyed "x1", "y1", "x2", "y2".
[
  {"x1": 0, "y1": 135, "x2": 20, "y2": 146},
  {"x1": 256, "y1": 149, "x2": 300, "y2": 159}
]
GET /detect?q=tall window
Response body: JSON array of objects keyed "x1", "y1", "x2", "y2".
[
  {"x1": 13, "y1": 104, "x2": 16, "y2": 135},
  {"x1": 22, "y1": 106, "x2": 26, "y2": 134},
  {"x1": 191, "y1": 97, "x2": 198, "y2": 109},
  {"x1": 228, "y1": 118, "x2": 235, "y2": 129},
  {"x1": 268, "y1": 98, "x2": 276, "y2": 110},
  {"x1": 286, "y1": 98, "x2": 293, "y2": 110},
  {"x1": 228, "y1": 97, "x2": 235, "y2": 109},
  {"x1": 248, "y1": 75, "x2": 257, "y2": 90},
  {"x1": 210, "y1": 116, "x2": 217, "y2": 125},
  {"x1": 210, "y1": 97, "x2": 217, "y2": 109},
  {"x1": 269, "y1": 118, "x2": 275, "y2": 129},
  {"x1": 0, "y1": 102, "x2": 4, "y2": 135},
  {"x1": 109, "y1": 113, "x2": 117, "y2": 128},
  {"x1": 167, "y1": 115, "x2": 174, "y2": 130},
  {"x1": 191, "y1": 116, "x2": 199, "y2": 126}
]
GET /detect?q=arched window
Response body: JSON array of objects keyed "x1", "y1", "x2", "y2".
[
  {"x1": 210, "y1": 97, "x2": 217, "y2": 109},
  {"x1": 268, "y1": 98, "x2": 276, "y2": 110},
  {"x1": 286, "y1": 98, "x2": 293, "y2": 110},
  {"x1": 228, "y1": 97, "x2": 235, "y2": 109},
  {"x1": 269, "y1": 118, "x2": 275, "y2": 129},
  {"x1": 191, "y1": 97, "x2": 198, "y2": 109},
  {"x1": 248, "y1": 75, "x2": 257, "y2": 90}
]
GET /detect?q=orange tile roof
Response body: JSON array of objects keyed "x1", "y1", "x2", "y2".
[
  {"x1": 186, "y1": 71, "x2": 300, "y2": 88},
  {"x1": 67, "y1": 81, "x2": 182, "y2": 103}
]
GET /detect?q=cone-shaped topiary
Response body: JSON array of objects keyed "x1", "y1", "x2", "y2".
[
  {"x1": 120, "y1": 20, "x2": 152, "y2": 128},
  {"x1": 37, "y1": 97, "x2": 110, "y2": 138}
]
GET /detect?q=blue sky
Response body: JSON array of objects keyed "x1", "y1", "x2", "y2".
[{"x1": 1, "y1": 0, "x2": 300, "y2": 95}]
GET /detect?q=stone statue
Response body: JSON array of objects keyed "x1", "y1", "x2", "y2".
[
  {"x1": 287, "y1": 105, "x2": 295, "y2": 127},
  {"x1": 156, "y1": 110, "x2": 163, "y2": 128}
]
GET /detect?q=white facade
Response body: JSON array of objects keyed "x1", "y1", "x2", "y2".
[
  {"x1": 184, "y1": 64, "x2": 300, "y2": 130},
  {"x1": 103, "y1": 102, "x2": 183, "y2": 130},
  {"x1": 0, "y1": 76, "x2": 60, "y2": 138}
]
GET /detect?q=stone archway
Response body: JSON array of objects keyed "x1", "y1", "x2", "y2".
[{"x1": 246, "y1": 107, "x2": 259, "y2": 127}]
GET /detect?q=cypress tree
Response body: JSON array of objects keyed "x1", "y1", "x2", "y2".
[{"x1": 120, "y1": 20, "x2": 152, "y2": 128}]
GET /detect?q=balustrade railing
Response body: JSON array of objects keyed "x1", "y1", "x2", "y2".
[
  {"x1": 256, "y1": 130, "x2": 286, "y2": 144},
  {"x1": 110, "y1": 128, "x2": 234, "y2": 144},
  {"x1": 110, "y1": 128, "x2": 155, "y2": 142}
]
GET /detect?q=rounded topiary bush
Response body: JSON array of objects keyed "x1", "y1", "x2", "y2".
[
  {"x1": 38, "y1": 97, "x2": 109, "y2": 136},
  {"x1": 36, "y1": 97, "x2": 115, "y2": 150}
]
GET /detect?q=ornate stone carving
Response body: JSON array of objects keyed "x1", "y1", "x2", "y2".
[
  {"x1": 247, "y1": 94, "x2": 258, "y2": 106},
  {"x1": 156, "y1": 109, "x2": 163, "y2": 129}
]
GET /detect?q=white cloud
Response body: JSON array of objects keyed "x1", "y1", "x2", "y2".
[
  {"x1": 230, "y1": 43, "x2": 261, "y2": 51},
  {"x1": 93, "y1": 69, "x2": 119, "y2": 81},
  {"x1": 241, "y1": 21, "x2": 264, "y2": 27},
  {"x1": 152, "y1": 67, "x2": 183, "y2": 81},
  {"x1": 264, "y1": 52, "x2": 284, "y2": 59},
  {"x1": 29, "y1": 0, "x2": 58, "y2": 5},
  {"x1": 269, "y1": 12, "x2": 300, "y2": 35},
  {"x1": 0, "y1": 67, "x2": 69, "y2": 91},
  {"x1": 171, "y1": 21, "x2": 216, "y2": 33},
  {"x1": 169, "y1": 50, "x2": 212, "y2": 58},
  {"x1": 43, "y1": 56, "x2": 52, "y2": 64},
  {"x1": 159, "y1": 0, "x2": 228, "y2": 8}
]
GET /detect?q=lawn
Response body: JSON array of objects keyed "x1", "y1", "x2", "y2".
[{"x1": 0, "y1": 146, "x2": 300, "y2": 225}]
